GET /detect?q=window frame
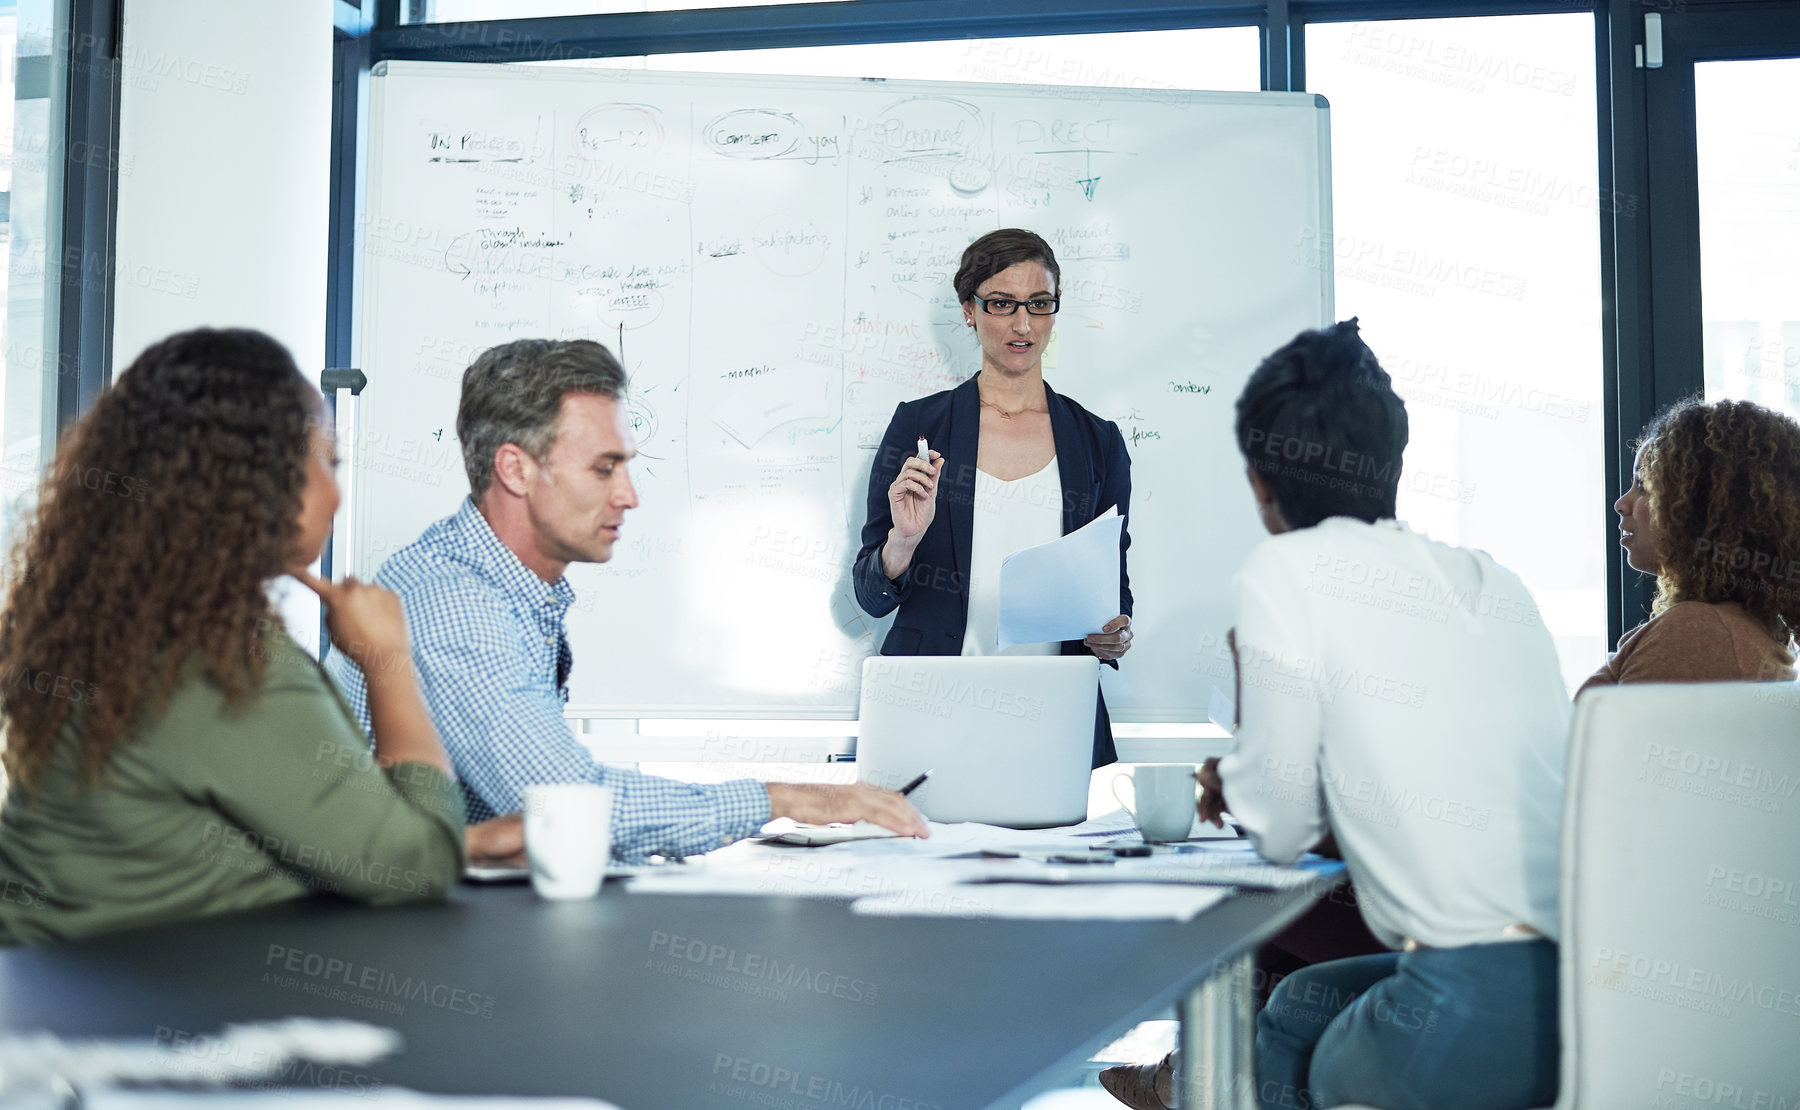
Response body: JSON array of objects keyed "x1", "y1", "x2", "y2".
[{"x1": 14, "y1": 0, "x2": 124, "y2": 445}]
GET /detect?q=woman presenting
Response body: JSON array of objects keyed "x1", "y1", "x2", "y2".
[{"x1": 853, "y1": 228, "x2": 1133, "y2": 767}]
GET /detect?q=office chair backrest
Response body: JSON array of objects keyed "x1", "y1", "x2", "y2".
[{"x1": 1561, "y1": 682, "x2": 1800, "y2": 1109}]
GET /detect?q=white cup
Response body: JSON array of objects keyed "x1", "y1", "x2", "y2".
[
  {"x1": 1112, "y1": 764, "x2": 1197, "y2": 843},
  {"x1": 523, "y1": 783, "x2": 614, "y2": 899}
]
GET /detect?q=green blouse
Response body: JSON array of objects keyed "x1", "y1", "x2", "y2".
[{"x1": 0, "y1": 629, "x2": 465, "y2": 945}]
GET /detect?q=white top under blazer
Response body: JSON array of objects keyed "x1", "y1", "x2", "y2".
[{"x1": 960, "y1": 458, "x2": 1063, "y2": 657}]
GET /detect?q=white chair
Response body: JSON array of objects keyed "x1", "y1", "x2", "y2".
[
  {"x1": 1558, "y1": 681, "x2": 1800, "y2": 1107},
  {"x1": 1333, "y1": 681, "x2": 1800, "y2": 1110}
]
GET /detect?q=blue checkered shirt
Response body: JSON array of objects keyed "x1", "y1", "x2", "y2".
[{"x1": 326, "y1": 499, "x2": 771, "y2": 861}]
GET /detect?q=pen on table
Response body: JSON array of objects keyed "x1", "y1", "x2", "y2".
[
  {"x1": 917, "y1": 436, "x2": 930, "y2": 462},
  {"x1": 898, "y1": 770, "x2": 932, "y2": 797}
]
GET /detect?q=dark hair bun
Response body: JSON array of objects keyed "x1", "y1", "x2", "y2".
[
  {"x1": 1231, "y1": 318, "x2": 1409, "y2": 529},
  {"x1": 1281, "y1": 317, "x2": 1383, "y2": 389}
]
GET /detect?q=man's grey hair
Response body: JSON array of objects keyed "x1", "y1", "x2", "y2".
[{"x1": 457, "y1": 339, "x2": 628, "y2": 499}]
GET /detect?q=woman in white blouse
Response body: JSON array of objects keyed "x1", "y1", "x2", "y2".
[
  {"x1": 1209, "y1": 320, "x2": 1564, "y2": 1110},
  {"x1": 851, "y1": 229, "x2": 1134, "y2": 767}
]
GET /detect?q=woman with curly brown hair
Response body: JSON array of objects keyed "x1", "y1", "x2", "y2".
[
  {"x1": 1580, "y1": 396, "x2": 1800, "y2": 694},
  {"x1": 0, "y1": 328, "x2": 519, "y2": 945}
]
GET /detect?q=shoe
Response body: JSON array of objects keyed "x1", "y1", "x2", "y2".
[{"x1": 1098, "y1": 1052, "x2": 1174, "y2": 1110}]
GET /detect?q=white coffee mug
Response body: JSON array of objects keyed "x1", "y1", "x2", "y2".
[
  {"x1": 1112, "y1": 764, "x2": 1197, "y2": 843},
  {"x1": 523, "y1": 783, "x2": 614, "y2": 899}
]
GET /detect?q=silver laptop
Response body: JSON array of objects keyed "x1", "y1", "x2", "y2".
[{"x1": 854, "y1": 655, "x2": 1099, "y2": 829}]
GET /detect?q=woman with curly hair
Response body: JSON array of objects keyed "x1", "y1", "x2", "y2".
[
  {"x1": 0, "y1": 328, "x2": 520, "y2": 944},
  {"x1": 1580, "y1": 396, "x2": 1800, "y2": 694}
]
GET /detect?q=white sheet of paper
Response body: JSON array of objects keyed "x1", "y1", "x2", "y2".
[
  {"x1": 979, "y1": 853, "x2": 1325, "y2": 891},
  {"x1": 626, "y1": 856, "x2": 993, "y2": 902},
  {"x1": 0, "y1": 1020, "x2": 398, "y2": 1092},
  {"x1": 85, "y1": 1086, "x2": 619, "y2": 1101},
  {"x1": 1186, "y1": 814, "x2": 1242, "y2": 840},
  {"x1": 996, "y1": 506, "x2": 1123, "y2": 649},
  {"x1": 748, "y1": 809, "x2": 1139, "y2": 858},
  {"x1": 758, "y1": 819, "x2": 900, "y2": 846},
  {"x1": 464, "y1": 863, "x2": 650, "y2": 882},
  {"x1": 86, "y1": 1093, "x2": 617, "y2": 1109},
  {"x1": 1209, "y1": 685, "x2": 1237, "y2": 735},
  {"x1": 852, "y1": 883, "x2": 1227, "y2": 922}
]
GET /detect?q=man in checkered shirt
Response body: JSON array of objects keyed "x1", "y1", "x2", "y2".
[{"x1": 327, "y1": 339, "x2": 926, "y2": 862}]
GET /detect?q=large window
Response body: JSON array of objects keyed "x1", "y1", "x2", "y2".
[
  {"x1": 1695, "y1": 58, "x2": 1800, "y2": 419},
  {"x1": 1306, "y1": 14, "x2": 1608, "y2": 692},
  {"x1": 2, "y1": 0, "x2": 68, "y2": 558}
]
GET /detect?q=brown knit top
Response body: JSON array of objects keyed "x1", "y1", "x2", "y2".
[{"x1": 1577, "y1": 600, "x2": 1797, "y2": 698}]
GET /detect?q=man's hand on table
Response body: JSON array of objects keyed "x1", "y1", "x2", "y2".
[
  {"x1": 765, "y1": 782, "x2": 930, "y2": 838},
  {"x1": 466, "y1": 812, "x2": 526, "y2": 867},
  {"x1": 1196, "y1": 757, "x2": 1230, "y2": 829}
]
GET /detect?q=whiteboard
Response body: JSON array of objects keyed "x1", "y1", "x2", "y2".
[{"x1": 355, "y1": 61, "x2": 1332, "y2": 720}]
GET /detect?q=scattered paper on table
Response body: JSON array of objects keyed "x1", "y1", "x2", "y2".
[
  {"x1": 1186, "y1": 816, "x2": 1241, "y2": 840},
  {"x1": 756, "y1": 810, "x2": 1140, "y2": 859},
  {"x1": 853, "y1": 883, "x2": 1228, "y2": 922},
  {"x1": 626, "y1": 808, "x2": 1326, "y2": 907},
  {"x1": 85, "y1": 1093, "x2": 619, "y2": 1109},
  {"x1": 464, "y1": 863, "x2": 650, "y2": 883},
  {"x1": 974, "y1": 853, "x2": 1327, "y2": 891},
  {"x1": 0, "y1": 1020, "x2": 397, "y2": 1093},
  {"x1": 997, "y1": 507, "x2": 1123, "y2": 649},
  {"x1": 627, "y1": 856, "x2": 992, "y2": 905},
  {"x1": 758, "y1": 819, "x2": 900, "y2": 847}
]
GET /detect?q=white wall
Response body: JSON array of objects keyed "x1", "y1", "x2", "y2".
[
  {"x1": 113, "y1": 0, "x2": 334, "y2": 650},
  {"x1": 113, "y1": 0, "x2": 331, "y2": 368}
]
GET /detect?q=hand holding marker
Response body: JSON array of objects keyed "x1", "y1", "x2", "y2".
[{"x1": 886, "y1": 434, "x2": 944, "y2": 547}]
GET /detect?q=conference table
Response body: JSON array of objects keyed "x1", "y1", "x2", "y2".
[{"x1": 0, "y1": 875, "x2": 1337, "y2": 1109}]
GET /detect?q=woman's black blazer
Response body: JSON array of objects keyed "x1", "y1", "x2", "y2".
[{"x1": 852, "y1": 375, "x2": 1133, "y2": 767}]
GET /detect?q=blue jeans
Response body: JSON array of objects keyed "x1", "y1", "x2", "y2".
[{"x1": 1254, "y1": 939, "x2": 1558, "y2": 1110}]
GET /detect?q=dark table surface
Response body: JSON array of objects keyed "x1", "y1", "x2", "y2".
[{"x1": 0, "y1": 879, "x2": 1327, "y2": 1110}]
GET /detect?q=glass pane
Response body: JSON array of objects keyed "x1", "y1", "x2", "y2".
[
  {"x1": 531, "y1": 27, "x2": 1261, "y2": 94},
  {"x1": 420, "y1": 0, "x2": 849, "y2": 21},
  {"x1": 1695, "y1": 57, "x2": 1800, "y2": 418},
  {"x1": 2, "y1": 0, "x2": 67, "y2": 557},
  {"x1": 1306, "y1": 15, "x2": 1607, "y2": 694}
]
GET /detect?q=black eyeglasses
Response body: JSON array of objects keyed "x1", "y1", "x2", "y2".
[{"x1": 973, "y1": 294, "x2": 1060, "y2": 316}]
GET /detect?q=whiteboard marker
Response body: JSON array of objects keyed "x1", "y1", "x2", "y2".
[{"x1": 917, "y1": 437, "x2": 929, "y2": 461}]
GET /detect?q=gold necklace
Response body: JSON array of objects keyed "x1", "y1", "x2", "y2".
[{"x1": 979, "y1": 388, "x2": 1046, "y2": 420}]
